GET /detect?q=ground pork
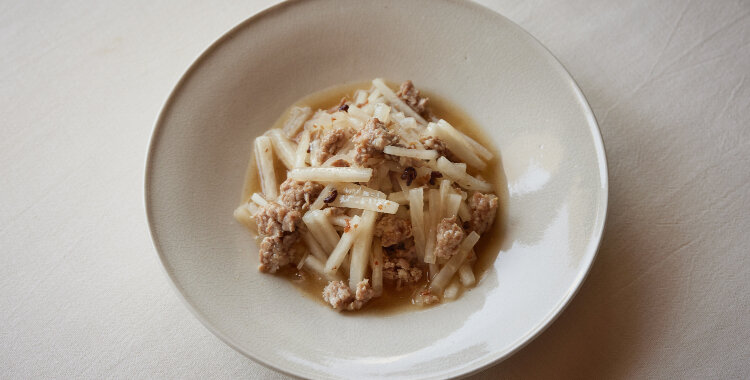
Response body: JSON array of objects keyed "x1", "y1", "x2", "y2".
[
  {"x1": 258, "y1": 233, "x2": 299, "y2": 273},
  {"x1": 330, "y1": 158, "x2": 350, "y2": 167},
  {"x1": 315, "y1": 128, "x2": 347, "y2": 163},
  {"x1": 375, "y1": 214, "x2": 413, "y2": 247},
  {"x1": 435, "y1": 216, "x2": 465, "y2": 260},
  {"x1": 383, "y1": 238, "x2": 417, "y2": 260},
  {"x1": 322, "y1": 279, "x2": 375, "y2": 311},
  {"x1": 352, "y1": 118, "x2": 397, "y2": 165},
  {"x1": 415, "y1": 287, "x2": 440, "y2": 305},
  {"x1": 383, "y1": 257, "x2": 423, "y2": 289},
  {"x1": 396, "y1": 80, "x2": 431, "y2": 118},
  {"x1": 254, "y1": 202, "x2": 303, "y2": 273},
  {"x1": 279, "y1": 178, "x2": 323, "y2": 211},
  {"x1": 468, "y1": 192, "x2": 499, "y2": 235},
  {"x1": 255, "y1": 202, "x2": 302, "y2": 237}
]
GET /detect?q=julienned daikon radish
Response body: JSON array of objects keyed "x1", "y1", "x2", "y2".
[{"x1": 236, "y1": 79, "x2": 500, "y2": 311}]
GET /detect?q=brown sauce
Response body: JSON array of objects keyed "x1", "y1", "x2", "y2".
[{"x1": 240, "y1": 81, "x2": 508, "y2": 314}]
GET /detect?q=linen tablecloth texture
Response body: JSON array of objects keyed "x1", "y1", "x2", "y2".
[{"x1": 2, "y1": 0, "x2": 748, "y2": 378}]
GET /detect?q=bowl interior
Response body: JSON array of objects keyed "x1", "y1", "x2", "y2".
[{"x1": 146, "y1": 0, "x2": 608, "y2": 378}]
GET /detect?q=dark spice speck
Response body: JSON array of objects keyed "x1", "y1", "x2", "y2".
[
  {"x1": 324, "y1": 189, "x2": 338, "y2": 203},
  {"x1": 401, "y1": 167, "x2": 417, "y2": 186}
]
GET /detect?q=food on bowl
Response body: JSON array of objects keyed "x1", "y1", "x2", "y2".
[{"x1": 234, "y1": 79, "x2": 499, "y2": 311}]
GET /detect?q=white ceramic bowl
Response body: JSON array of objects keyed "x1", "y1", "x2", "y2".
[{"x1": 145, "y1": 0, "x2": 608, "y2": 378}]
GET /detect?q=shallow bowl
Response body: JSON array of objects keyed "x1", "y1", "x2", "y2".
[{"x1": 145, "y1": 0, "x2": 608, "y2": 378}]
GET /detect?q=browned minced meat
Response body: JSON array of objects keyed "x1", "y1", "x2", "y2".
[
  {"x1": 352, "y1": 118, "x2": 397, "y2": 165},
  {"x1": 415, "y1": 287, "x2": 440, "y2": 305},
  {"x1": 279, "y1": 178, "x2": 323, "y2": 211},
  {"x1": 435, "y1": 216, "x2": 466, "y2": 260},
  {"x1": 315, "y1": 128, "x2": 347, "y2": 163},
  {"x1": 420, "y1": 136, "x2": 457, "y2": 162},
  {"x1": 255, "y1": 202, "x2": 302, "y2": 237},
  {"x1": 322, "y1": 279, "x2": 375, "y2": 311},
  {"x1": 254, "y1": 202, "x2": 303, "y2": 273},
  {"x1": 330, "y1": 158, "x2": 350, "y2": 167},
  {"x1": 383, "y1": 238, "x2": 417, "y2": 260},
  {"x1": 383, "y1": 256, "x2": 423, "y2": 290},
  {"x1": 375, "y1": 214, "x2": 413, "y2": 247},
  {"x1": 396, "y1": 80, "x2": 430, "y2": 118},
  {"x1": 258, "y1": 233, "x2": 299, "y2": 273},
  {"x1": 468, "y1": 192, "x2": 499, "y2": 235}
]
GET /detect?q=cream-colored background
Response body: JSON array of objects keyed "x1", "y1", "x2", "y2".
[{"x1": 2, "y1": 0, "x2": 748, "y2": 378}]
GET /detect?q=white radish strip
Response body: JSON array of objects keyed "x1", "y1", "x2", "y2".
[
  {"x1": 254, "y1": 136, "x2": 278, "y2": 199},
  {"x1": 367, "y1": 89, "x2": 382, "y2": 103},
  {"x1": 372, "y1": 78, "x2": 427, "y2": 124},
  {"x1": 428, "y1": 189, "x2": 442, "y2": 227},
  {"x1": 443, "y1": 194, "x2": 462, "y2": 219},
  {"x1": 288, "y1": 167, "x2": 373, "y2": 182},
  {"x1": 336, "y1": 183, "x2": 386, "y2": 199},
  {"x1": 370, "y1": 239, "x2": 384, "y2": 296},
  {"x1": 297, "y1": 252, "x2": 308, "y2": 270},
  {"x1": 313, "y1": 211, "x2": 341, "y2": 253},
  {"x1": 354, "y1": 90, "x2": 367, "y2": 106},
  {"x1": 325, "y1": 215, "x2": 362, "y2": 274},
  {"x1": 310, "y1": 184, "x2": 335, "y2": 211},
  {"x1": 294, "y1": 129, "x2": 311, "y2": 168},
  {"x1": 400, "y1": 117, "x2": 417, "y2": 130},
  {"x1": 383, "y1": 145, "x2": 439, "y2": 160},
  {"x1": 347, "y1": 116, "x2": 364, "y2": 130},
  {"x1": 390, "y1": 111, "x2": 405, "y2": 123},
  {"x1": 408, "y1": 188, "x2": 426, "y2": 261},
  {"x1": 349, "y1": 211, "x2": 377, "y2": 289},
  {"x1": 424, "y1": 158, "x2": 466, "y2": 174},
  {"x1": 458, "y1": 261, "x2": 476, "y2": 286},
  {"x1": 304, "y1": 255, "x2": 341, "y2": 281},
  {"x1": 361, "y1": 104, "x2": 375, "y2": 116},
  {"x1": 251, "y1": 193, "x2": 268, "y2": 207},
  {"x1": 311, "y1": 111, "x2": 333, "y2": 129},
  {"x1": 443, "y1": 278, "x2": 461, "y2": 300},
  {"x1": 439, "y1": 179, "x2": 451, "y2": 211},
  {"x1": 233, "y1": 205, "x2": 256, "y2": 231},
  {"x1": 429, "y1": 263, "x2": 440, "y2": 280},
  {"x1": 267, "y1": 129, "x2": 297, "y2": 169},
  {"x1": 302, "y1": 233, "x2": 327, "y2": 262},
  {"x1": 309, "y1": 140, "x2": 321, "y2": 167},
  {"x1": 347, "y1": 105, "x2": 370, "y2": 122},
  {"x1": 430, "y1": 232, "x2": 480, "y2": 293},
  {"x1": 458, "y1": 129, "x2": 493, "y2": 160},
  {"x1": 432, "y1": 120, "x2": 486, "y2": 170},
  {"x1": 387, "y1": 191, "x2": 408, "y2": 205},
  {"x1": 329, "y1": 215, "x2": 350, "y2": 227},
  {"x1": 244, "y1": 202, "x2": 260, "y2": 215},
  {"x1": 331, "y1": 194, "x2": 399, "y2": 214},
  {"x1": 372, "y1": 103, "x2": 391, "y2": 123},
  {"x1": 302, "y1": 210, "x2": 339, "y2": 253},
  {"x1": 375, "y1": 165, "x2": 392, "y2": 192},
  {"x1": 458, "y1": 200, "x2": 472, "y2": 222},
  {"x1": 424, "y1": 224, "x2": 437, "y2": 264},
  {"x1": 283, "y1": 106, "x2": 312, "y2": 138},
  {"x1": 437, "y1": 157, "x2": 493, "y2": 192}
]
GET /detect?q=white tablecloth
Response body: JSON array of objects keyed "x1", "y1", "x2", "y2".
[{"x1": 2, "y1": 0, "x2": 748, "y2": 378}]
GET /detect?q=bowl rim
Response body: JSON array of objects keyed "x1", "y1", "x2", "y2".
[{"x1": 144, "y1": 0, "x2": 609, "y2": 378}]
